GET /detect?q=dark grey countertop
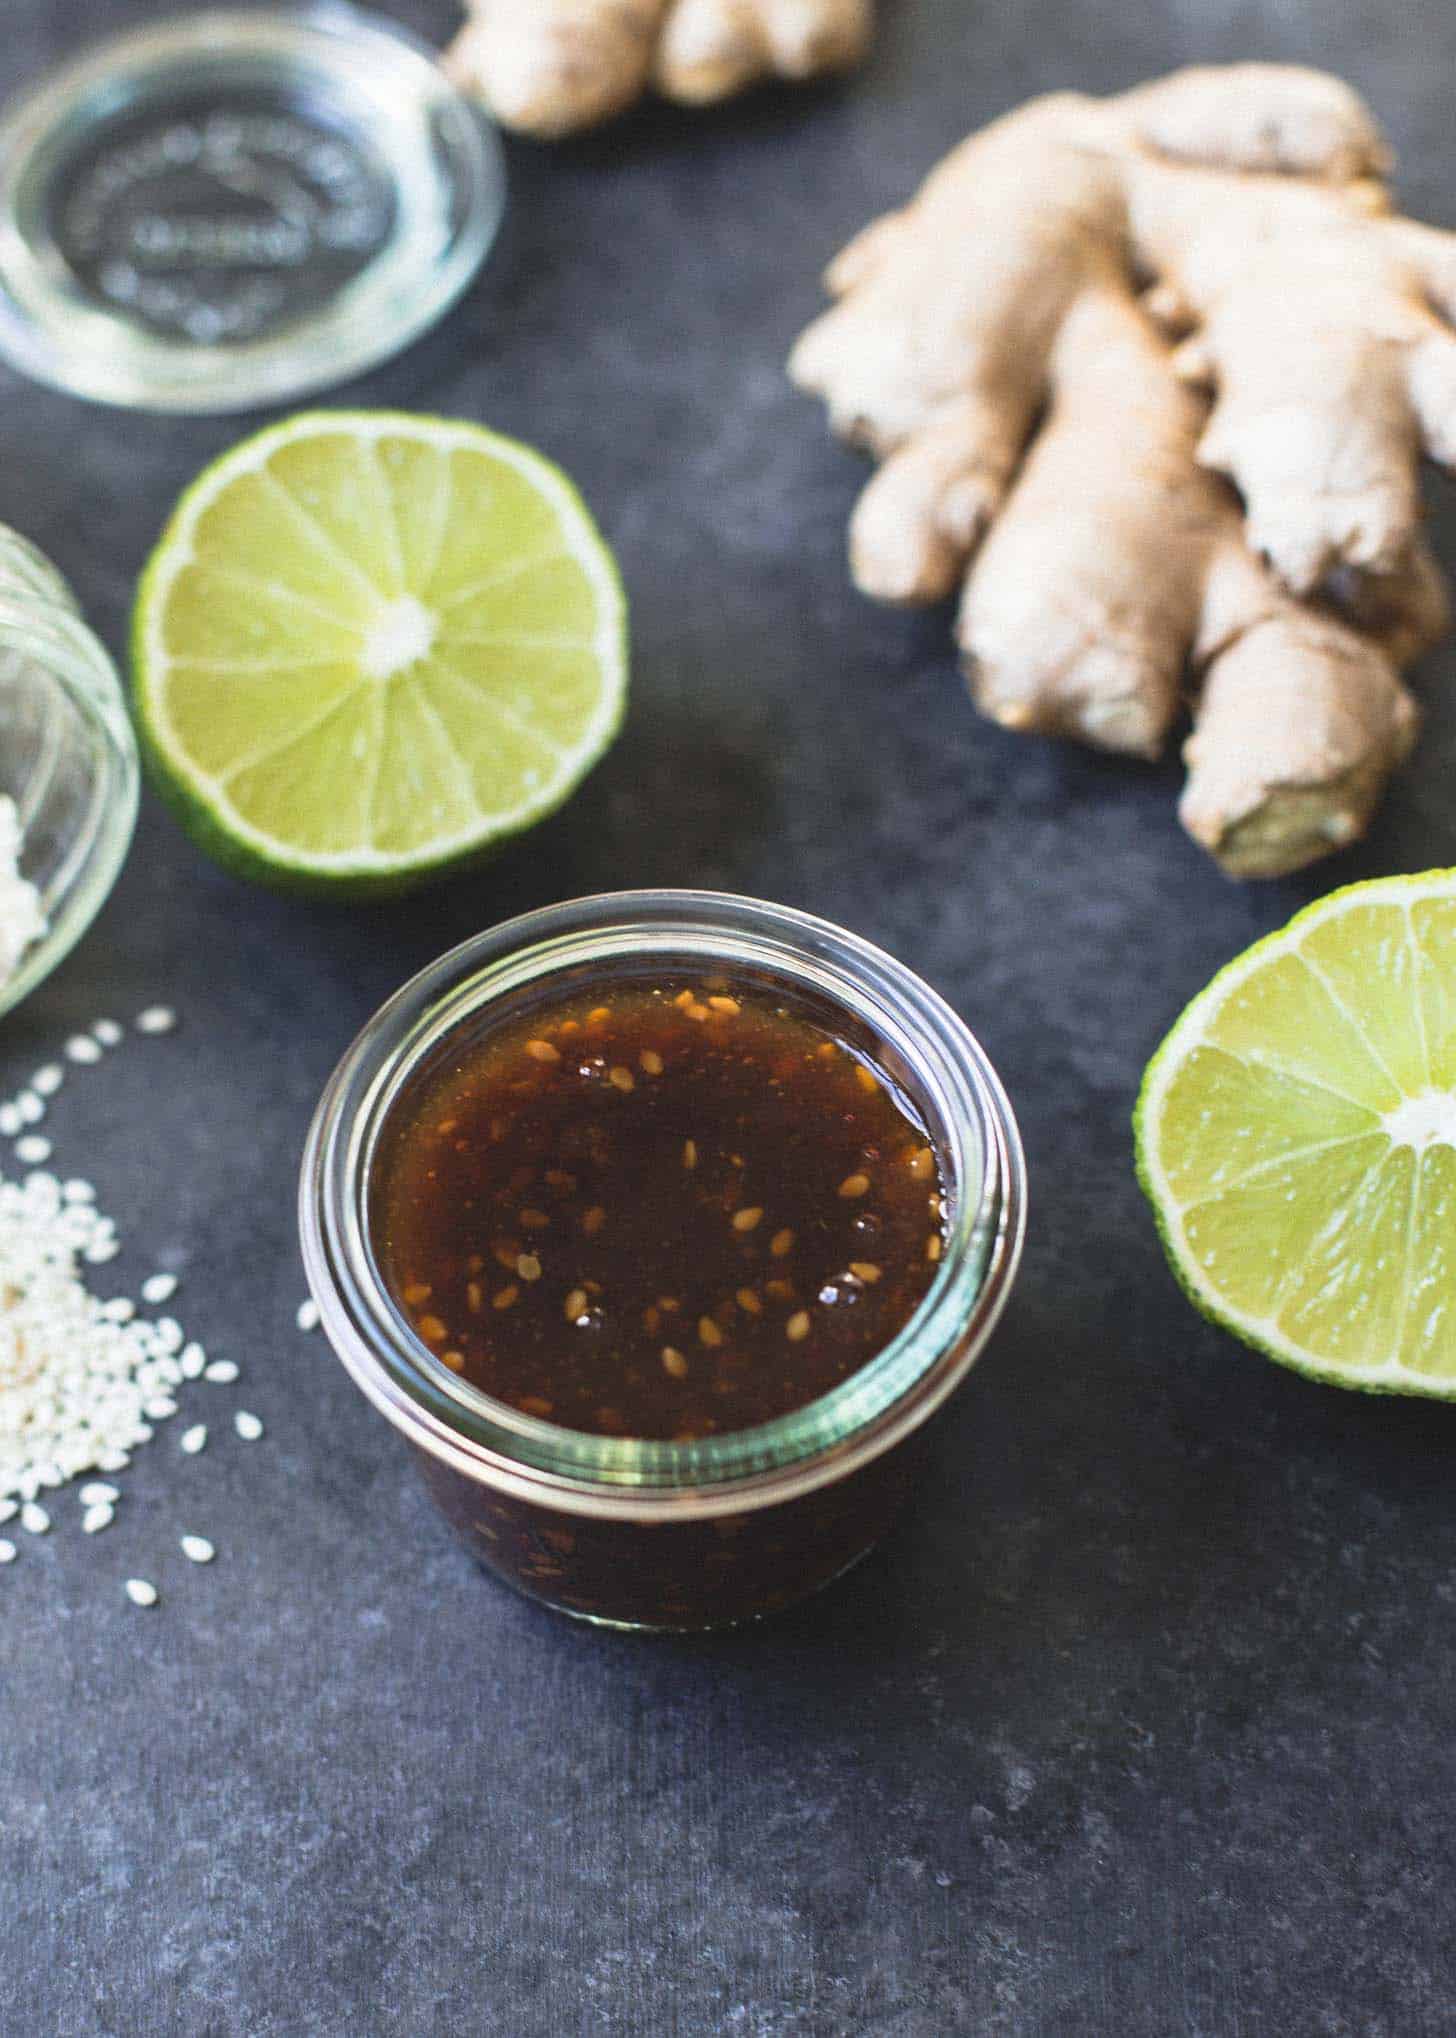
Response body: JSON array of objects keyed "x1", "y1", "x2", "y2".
[{"x1": 6, "y1": 3, "x2": 1456, "y2": 2033}]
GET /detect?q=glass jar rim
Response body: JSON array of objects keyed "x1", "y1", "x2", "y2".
[
  {"x1": 0, "y1": 547, "x2": 139, "y2": 1019},
  {"x1": 300, "y1": 891, "x2": 1027, "y2": 1520}
]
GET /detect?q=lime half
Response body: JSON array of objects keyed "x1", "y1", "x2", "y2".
[
  {"x1": 134, "y1": 412, "x2": 627, "y2": 894},
  {"x1": 1136, "y1": 872, "x2": 1456, "y2": 1396}
]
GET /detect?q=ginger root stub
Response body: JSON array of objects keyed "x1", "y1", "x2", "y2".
[
  {"x1": 791, "y1": 64, "x2": 1456, "y2": 878},
  {"x1": 446, "y1": 0, "x2": 873, "y2": 137}
]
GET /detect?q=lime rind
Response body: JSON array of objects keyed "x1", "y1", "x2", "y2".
[
  {"x1": 1135, "y1": 869, "x2": 1456, "y2": 1398},
  {"x1": 132, "y1": 411, "x2": 628, "y2": 896}
]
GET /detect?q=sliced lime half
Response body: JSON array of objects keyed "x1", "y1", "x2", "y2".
[
  {"x1": 133, "y1": 411, "x2": 627, "y2": 894},
  {"x1": 1137, "y1": 871, "x2": 1456, "y2": 1396}
]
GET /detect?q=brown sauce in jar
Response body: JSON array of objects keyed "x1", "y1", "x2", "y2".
[{"x1": 371, "y1": 975, "x2": 948, "y2": 1440}]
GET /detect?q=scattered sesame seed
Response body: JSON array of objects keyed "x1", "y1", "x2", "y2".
[
  {"x1": 639, "y1": 1049, "x2": 664, "y2": 1075},
  {"x1": 180, "y1": 1534, "x2": 215, "y2": 1564},
  {"x1": 854, "y1": 1065, "x2": 879, "y2": 1094},
  {"x1": 62, "y1": 1179, "x2": 94, "y2": 1203},
  {"x1": 682, "y1": 1139, "x2": 698, "y2": 1170},
  {"x1": 582, "y1": 1206, "x2": 606, "y2": 1235},
  {"x1": 683, "y1": 1000, "x2": 711, "y2": 1021},
  {"x1": 770, "y1": 1228, "x2": 795, "y2": 1257},
  {"x1": 180, "y1": 1343, "x2": 205, "y2": 1379},
  {"x1": 661, "y1": 1347, "x2": 689, "y2": 1378},
  {"x1": 141, "y1": 1272, "x2": 178, "y2": 1305},
  {"x1": 180, "y1": 1425, "x2": 207, "y2": 1455},
  {"x1": 296, "y1": 1297, "x2": 320, "y2": 1333},
  {"x1": 849, "y1": 1262, "x2": 883, "y2": 1283},
  {"x1": 82, "y1": 1503, "x2": 114, "y2": 1534},
  {"x1": 0, "y1": 1540, "x2": 13, "y2": 1564},
  {"x1": 440, "y1": 1351, "x2": 465, "y2": 1372},
  {"x1": 20, "y1": 1502, "x2": 49, "y2": 1534},
  {"x1": 31, "y1": 1065, "x2": 62, "y2": 1097},
  {"x1": 203, "y1": 1360, "x2": 239, "y2": 1384},
  {"x1": 737, "y1": 1287, "x2": 762, "y2": 1315},
  {"x1": 519, "y1": 1395, "x2": 554, "y2": 1418},
  {"x1": 0, "y1": 1501, "x2": 15, "y2": 1524},
  {"x1": 517, "y1": 1253, "x2": 542, "y2": 1282},
  {"x1": 65, "y1": 1035, "x2": 102, "y2": 1065},
  {"x1": 587, "y1": 1006, "x2": 611, "y2": 1025},
  {"x1": 731, "y1": 1206, "x2": 764, "y2": 1233},
  {"x1": 838, "y1": 1172, "x2": 871, "y2": 1199},
  {"x1": 519, "y1": 1208, "x2": 549, "y2": 1229},
  {"x1": 80, "y1": 1483, "x2": 119, "y2": 1506},
  {"x1": 707, "y1": 996, "x2": 740, "y2": 1015},
  {"x1": 14, "y1": 1135, "x2": 51, "y2": 1164},
  {"x1": 417, "y1": 1314, "x2": 447, "y2": 1342},
  {"x1": 402, "y1": 1282, "x2": 431, "y2": 1305},
  {"x1": 234, "y1": 1411, "x2": 263, "y2": 1442},
  {"x1": 0, "y1": 1105, "x2": 18, "y2": 1138},
  {"x1": 92, "y1": 1019, "x2": 123, "y2": 1047},
  {"x1": 608, "y1": 1065, "x2": 635, "y2": 1092},
  {"x1": 786, "y1": 1311, "x2": 812, "y2": 1342},
  {"x1": 466, "y1": 1283, "x2": 484, "y2": 1312},
  {"x1": 926, "y1": 1235, "x2": 942, "y2": 1262},
  {"x1": 125, "y1": 1578, "x2": 158, "y2": 1607},
  {"x1": 525, "y1": 1039, "x2": 561, "y2": 1064},
  {"x1": 564, "y1": 1288, "x2": 588, "y2": 1322},
  {"x1": 135, "y1": 1006, "x2": 176, "y2": 1035},
  {"x1": 16, "y1": 1091, "x2": 43, "y2": 1124},
  {"x1": 154, "y1": 1318, "x2": 184, "y2": 1354},
  {"x1": 698, "y1": 1316, "x2": 724, "y2": 1348},
  {"x1": 493, "y1": 1285, "x2": 519, "y2": 1311},
  {"x1": 907, "y1": 1147, "x2": 935, "y2": 1179}
]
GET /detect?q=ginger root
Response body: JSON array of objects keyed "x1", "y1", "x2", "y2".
[
  {"x1": 447, "y1": 0, "x2": 873, "y2": 137},
  {"x1": 789, "y1": 65, "x2": 1456, "y2": 876}
]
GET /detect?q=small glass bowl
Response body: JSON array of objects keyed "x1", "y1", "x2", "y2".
[
  {"x1": 0, "y1": 526, "x2": 139, "y2": 1019},
  {"x1": 0, "y1": 6, "x2": 507, "y2": 413},
  {"x1": 301, "y1": 892, "x2": 1027, "y2": 1630}
]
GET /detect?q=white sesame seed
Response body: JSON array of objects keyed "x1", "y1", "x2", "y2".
[
  {"x1": 135, "y1": 1006, "x2": 176, "y2": 1035},
  {"x1": 92, "y1": 1019, "x2": 123, "y2": 1047},
  {"x1": 0, "y1": 1500, "x2": 15, "y2": 1524},
  {"x1": 295, "y1": 1297, "x2": 320, "y2": 1333},
  {"x1": 19, "y1": 1502, "x2": 49, "y2": 1534},
  {"x1": 15, "y1": 1135, "x2": 51, "y2": 1165},
  {"x1": 180, "y1": 1534, "x2": 214, "y2": 1564},
  {"x1": 141, "y1": 1273, "x2": 178, "y2": 1305},
  {"x1": 65, "y1": 1035, "x2": 102, "y2": 1065},
  {"x1": 180, "y1": 1424, "x2": 207, "y2": 1455},
  {"x1": 79, "y1": 1482, "x2": 118, "y2": 1506},
  {"x1": 16, "y1": 1091, "x2": 43, "y2": 1124},
  {"x1": 234, "y1": 1410, "x2": 263, "y2": 1442},
  {"x1": 101, "y1": 1296, "x2": 136, "y2": 1323},
  {"x1": 180, "y1": 1343, "x2": 205, "y2": 1379},
  {"x1": 97, "y1": 1451, "x2": 130, "y2": 1474},
  {"x1": 82, "y1": 1503, "x2": 114, "y2": 1534},
  {"x1": 204, "y1": 1360, "x2": 239, "y2": 1384},
  {"x1": 63, "y1": 1179, "x2": 95, "y2": 1203},
  {"x1": 144, "y1": 1396, "x2": 177, "y2": 1420},
  {"x1": 30, "y1": 1065, "x2": 63, "y2": 1097},
  {"x1": 0, "y1": 1540, "x2": 14, "y2": 1565},
  {"x1": 0, "y1": 1105, "x2": 19, "y2": 1138},
  {"x1": 154, "y1": 1317, "x2": 183, "y2": 1354},
  {"x1": 125, "y1": 1578, "x2": 158, "y2": 1607}
]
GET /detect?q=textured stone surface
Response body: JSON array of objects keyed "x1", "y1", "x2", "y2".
[{"x1": 4, "y1": 3, "x2": 1456, "y2": 2033}]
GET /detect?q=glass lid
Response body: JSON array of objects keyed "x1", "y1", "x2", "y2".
[{"x1": 0, "y1": 5, "x2": 506, "y2": 412}]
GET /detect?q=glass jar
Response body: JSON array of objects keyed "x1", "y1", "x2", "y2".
[
  {"x1": 300, "y1": 892, "x2": 1027, "y2": 1630},
  {"x1": 0, "y1": 8, "x2": 507, "y2": 413},
  {"x1": 0, "y1": 525, "x2": 138, "y2": 1018}
]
